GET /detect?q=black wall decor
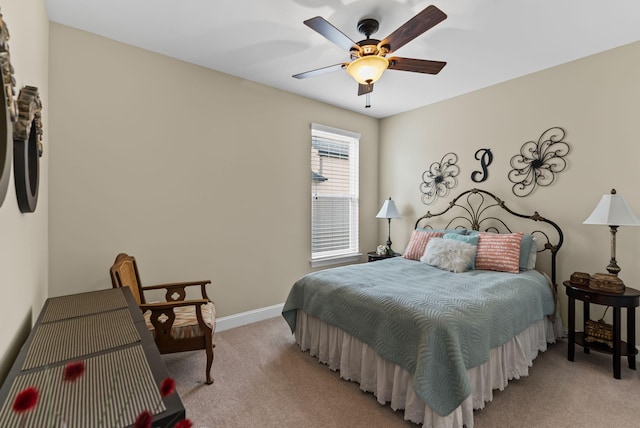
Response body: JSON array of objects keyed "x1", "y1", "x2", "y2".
[
  {"x1": 0, "y1": 9, "x2": 17, "y2": 208},
  {"x1": 471, "y1": 148, "x2": 493, "y2": 183},
  {"x1": 420, "y1": 152, "x2": 459, "y2": 205},
  {"x1": 13, "y1": 86, "x2": 43, "y2": 213},
  {"x1": 508, "y1": 127, "x2": 569, "y2": 197},
  {"x1": 0, "y1": 76, "x2": 10, "y2": 208}
]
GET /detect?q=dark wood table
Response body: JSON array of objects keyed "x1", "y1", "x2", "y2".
[
  {"x1": 367, "y1": 251, "x2": 401, "y2": 262},
  {"x1": 564, "y1": 280, "x2": 640, "y2": 379},
  {"x1": 0, "y1": 287, "x2": 185, "y2": 427}
]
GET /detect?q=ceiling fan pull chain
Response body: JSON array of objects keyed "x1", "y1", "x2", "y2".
[{"x1": 365, "y1": 92, "x2": 371, "y2": 108}]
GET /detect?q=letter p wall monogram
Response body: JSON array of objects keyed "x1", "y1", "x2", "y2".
[{"x1": 471, "y1": 148, "x2": 493, "y2": 183}]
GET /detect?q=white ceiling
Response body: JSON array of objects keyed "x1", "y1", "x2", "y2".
[{"x1": 46, "y1": 0, "x2": 640, "y2": 119}]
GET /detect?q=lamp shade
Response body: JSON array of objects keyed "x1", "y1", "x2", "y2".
[
  {"x1": 376, "y1": 197, "x2": 401, "y2": 219},
  {"x1": 347, "y1": 56, "x2": 389, "y2": 85},
  {"x1": 583, "y1": 189, "x2": 640, "y2": 226}
]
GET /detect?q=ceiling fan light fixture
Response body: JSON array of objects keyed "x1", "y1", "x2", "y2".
[{"x1": 347, "y1": 55, "x2": 389, "y2": 85}]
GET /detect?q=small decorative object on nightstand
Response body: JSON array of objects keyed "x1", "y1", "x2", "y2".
[
  {"x1": 590, "y1": 273, "x2": 624, "y2": 294},
  {"x1": 585, "y1": 307, "x2": 613, "y2": 347},
  {"x1": 570, "y1": 271, "x2": 590, "y2": 286},
  {"x1": 376, "y1": 244, "x2": 389, "y2": 256}
]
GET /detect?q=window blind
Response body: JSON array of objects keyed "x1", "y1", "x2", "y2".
[{"x1": 310, "y1": 123, "x2": 360, "y2": 266}]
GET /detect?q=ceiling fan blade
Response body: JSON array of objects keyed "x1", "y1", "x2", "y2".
[
  {"x1": 379, "y1": 5, "x2": 447, "y2": 53},
  {"x1": 304, "y1": 16, "x2": 359, "y2": 53},
  {"x1": 358, "y1": 83, "x2": 373, "y2": 96},
  {"x1": 293, "y1": 63, "x2": 347, "y2": 79},
  {"x1": 387, "y1": 57, "x2": 446, "y2": 74}
]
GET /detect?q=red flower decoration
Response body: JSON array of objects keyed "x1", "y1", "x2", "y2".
[
  {"x1": 175, "y1": 419, "x2": 193, "y2": 428},
  {"x1": 134, "y1": 410, "x2": 152, "y2": 428},
  {"x1": 63, "y1": 361, "x2": 86, "y2": 382},
  {"x1": 12, "y1": 387, "x2": 39, "y2": 413},
  {"x1": 159, "y1": 378, "x2": 175, "y2": 398}
]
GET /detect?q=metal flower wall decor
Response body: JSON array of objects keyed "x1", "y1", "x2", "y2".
[
  {"x1": 420, "y1": 152, "x2": 460, "y2": 205},
  {"x1": 508, "y1": 127, "x2": 570, "y2": 197}
]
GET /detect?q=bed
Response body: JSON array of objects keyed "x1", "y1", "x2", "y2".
[{"x1": 282, "y1": 188, "x2": 564, "y2": 427}]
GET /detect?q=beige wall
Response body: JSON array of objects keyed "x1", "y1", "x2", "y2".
[
  {"x1": 380, "y1": 41, "x2": 640, "y2": 336},
  {"x1": 48, "y1": 24, "x2": 379, "y2": 317},
  {"x1": 0, "y1": 0, "x2": 49, "y2": 382}
]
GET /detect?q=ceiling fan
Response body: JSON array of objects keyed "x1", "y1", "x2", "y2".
[{"x1": 293, "y1": 5, "x2": 448, "y2": 107}]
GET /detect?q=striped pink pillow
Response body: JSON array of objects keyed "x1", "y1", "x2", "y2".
[
  {"x1": 475, "y1": 232, "x2": 523, "y2": 273},
  {"x1": 403, "y1": 230, "x2": 444, "y2": 261}
]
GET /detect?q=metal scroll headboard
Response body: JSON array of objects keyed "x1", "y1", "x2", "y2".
[{"x1": 414, "y1": 188, "x2": 564, "y2": 286}]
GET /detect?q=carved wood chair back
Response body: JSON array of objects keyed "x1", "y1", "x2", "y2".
[{"x1": 110, "y1": 253, "x2": 145, "y2": 305}]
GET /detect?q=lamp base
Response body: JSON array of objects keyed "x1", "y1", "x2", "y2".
[
  {"x1": 606, "y1": 226, "x2": 620, "y2": 276},
  {"x1": 590, "y1": 273, "x2": 625, "y2": 294},
  {"x1": 605, "y1": 262, "x2": 621, "y2": 276}
]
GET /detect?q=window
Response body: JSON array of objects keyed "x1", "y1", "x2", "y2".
[{"x1": 310, "y1": 123, "x2": 360, "y2": 267}]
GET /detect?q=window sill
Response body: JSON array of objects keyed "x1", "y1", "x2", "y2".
[{"x1": 310, "y1": 253, "x2": 362, "y2": 268}]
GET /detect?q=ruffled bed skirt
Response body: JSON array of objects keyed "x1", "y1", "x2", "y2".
[{"x1": 294, "y1": 310, "x2": 562, "y2": 427}]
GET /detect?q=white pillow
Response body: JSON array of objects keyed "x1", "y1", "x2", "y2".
[
  {"x1": 421, "y1": 237, "x2": 477, "y2": 273},
  {"x1": 526, "y1": 236, "x2": 537, "y2": 270}
]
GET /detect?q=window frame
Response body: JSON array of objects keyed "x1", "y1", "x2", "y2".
[{"x1": 310, "y1": 123, "x2": 361, "y2": 267}]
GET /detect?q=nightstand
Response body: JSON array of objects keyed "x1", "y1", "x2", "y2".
[
  {"x1": 564, "y1": 280, "x2": 640, "y2": 379},
  {"x1": 367, "y1": 251, "x2": 401, "y2": 262}
]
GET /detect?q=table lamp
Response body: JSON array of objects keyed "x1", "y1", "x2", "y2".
[
  {"x1": 376, "y1": 197, "x2": 401, "y2": 254},
  {"x1": 583, "y1": 189, "x2": 640, "y2": 278}
]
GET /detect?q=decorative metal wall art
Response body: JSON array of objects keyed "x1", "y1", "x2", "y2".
[
  {"x1": 508, "y1": 127, "x2": 569, "y2": 197},
  {"x1": 471, "y1": 148, "x2": 493, "y2": 183},
  {"x1": 0, "y1": 10, "x2": 16, "y2": 122},
  {"x1": 13, "y1": 86, "x2": 43, "y2": 213},
  {"x1": 420, "y1": 152, "x2": 459, "y2": 205},
  {"x1": 0, "y1": 8, "x2": 16, "y2": 208},
  {"x1": 0, "y1": 72, "x2": 10, "y2": 208}
]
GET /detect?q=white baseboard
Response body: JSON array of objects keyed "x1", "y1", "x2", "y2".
[{"x1": 216, "y1": 303, "x2": 284, "y2": 332}]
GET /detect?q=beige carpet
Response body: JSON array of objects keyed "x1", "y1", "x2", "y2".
[{"x1": 162, "y1": 317, "x2": 640, "y2": 427}]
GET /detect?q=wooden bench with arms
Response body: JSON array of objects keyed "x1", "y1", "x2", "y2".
[{"x1": 110, "y1": 253, "x2": 216, "y2": 384}]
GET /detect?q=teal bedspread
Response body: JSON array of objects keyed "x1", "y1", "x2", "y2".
[{"x1": 282, "y1": 257, "x2": 555, "y2": 416}]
